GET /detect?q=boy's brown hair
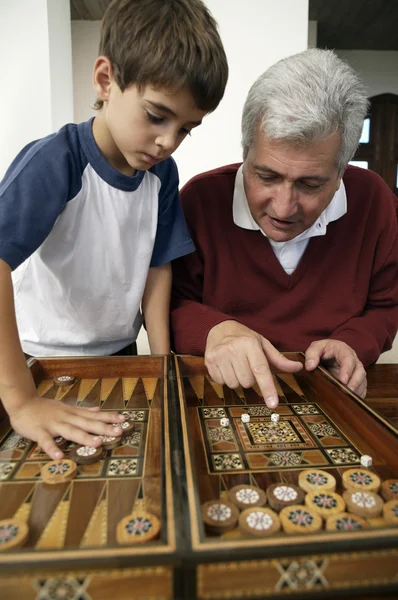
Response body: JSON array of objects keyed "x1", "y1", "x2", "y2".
[{"x1": 95, "y1": 0, "x2": 228, "y2": 112}]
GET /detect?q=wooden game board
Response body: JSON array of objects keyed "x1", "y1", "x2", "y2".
[
  {"x1": 174, "y1": 354, "x2": 398, "y2": 600},
  {"x1": 0, "y1": 356, "x2": 182, "y2": 600}
]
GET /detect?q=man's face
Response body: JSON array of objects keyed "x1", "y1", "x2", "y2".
[
  {"x1": 95, "y1": 80, "x2": 206, "y2": 176},
  {"x1": 242, "y1": 126, "x2": 343, "y2": 242}
]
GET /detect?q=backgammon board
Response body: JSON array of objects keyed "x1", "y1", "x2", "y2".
[
  {"x1": 173, "y1": 354, "x2": 398, "y2": 600},
  {"x1": 0, "y1": 353, "x2": 397, "y2": 600}
]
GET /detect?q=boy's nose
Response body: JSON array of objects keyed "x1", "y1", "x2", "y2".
[{"x1": 156, "y1": 131, "x2": 178, "y2": 153}]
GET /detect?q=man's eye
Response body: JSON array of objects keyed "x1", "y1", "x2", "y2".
[
  {"x1": 147, "y1": 112, "x2": 164, "y2": 124},
  {"x1": 300, "y1": 182, "x2": 322, "y2": 190}
]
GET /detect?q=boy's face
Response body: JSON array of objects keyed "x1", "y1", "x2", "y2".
[{"x1": 93, "y1": 61, "x2": 206, "y2": 175}]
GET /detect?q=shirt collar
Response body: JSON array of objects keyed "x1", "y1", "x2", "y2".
[{"x1": 232, "y1": 164, "x2": 347, "y2": 243}]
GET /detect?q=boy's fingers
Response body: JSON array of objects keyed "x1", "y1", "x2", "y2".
[{"x1": 39, "y1": 434, "x2": 64, "y2": 461}]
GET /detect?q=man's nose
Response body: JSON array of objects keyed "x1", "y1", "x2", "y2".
[{"x1": 272, "y1": 183, "x2": 297, "y2": 219}]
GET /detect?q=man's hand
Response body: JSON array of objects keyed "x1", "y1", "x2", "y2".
[
  {"x1": 305, "y1": 339, "x2": 367, "y2": 398},
  {"x1": 205, "y1": 321, "x2": 303, "y2": 408},
  {"x1": 9, "y1": 396, "x2": 126, "y2": 460}
]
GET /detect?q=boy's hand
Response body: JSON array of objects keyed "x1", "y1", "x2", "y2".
[{"x1": 8, "y1": 396, "x2": 126, "y2": 460}]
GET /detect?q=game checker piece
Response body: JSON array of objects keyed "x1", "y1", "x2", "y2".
[
  {"x1": 342, "y1": 468, "x2": 381, "y2": 493},
  {"x1": 202, "y1": 500, "x2": 239, "y2": 534},
  {"x1": 305, "y1": 491, "x2": 346, "y2": 520},
  {"x1": 381, "y1": 479, "x2": 398, "y2": 502},
  {"x1": 266, "y1": 483, "x2": 304, "y2": 512},
  {"x1": 298, "y1": 469, "x2": 336, "y2": 493},
  {"x1": 116, "y1": 511, "x2": 160, "y2": 544},
  {"x1": 239, "y1": 507, "x2": 280, "y2": 537},
  {"x1": 0, "y1": 519, "x2": 29, "y2": 551},
  {"x1": 113, "y1": 420, "x2": 135, "y2": 434},
  {"x1": 342, "y1": 490, "x2": 384, "y2": 518},
  {"x1": 93, "y1": 435, "x2": 120, "y2": 450},
  {"x1": 69, "y1": 445, "x2": 104, "y2": 465},
  {"x1": 383, "y1": 499, "x2": 398, "y2": 525},
  {"x1": 228, "y1": 485, "x2": 266, "y2": 510},
  {"x1": 326, "y1": 512, "x2": 369, "y2": 532},
  {"x1": 279, "y1": 505, "x2": 322, "y2": 534},
  {"x1": 41, "y1": 459, "x2": 77, "y2": 484},
  {"x1": 53, "y1": 375, "x2": 76, "y2": 387}
]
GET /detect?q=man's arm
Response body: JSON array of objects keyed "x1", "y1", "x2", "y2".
[
  {"x1": 142, "y1": 263, "x2": 171, "y2": 354},
  {"x1": 0, "y1": 260, "x2": 125, "y2": 460}
]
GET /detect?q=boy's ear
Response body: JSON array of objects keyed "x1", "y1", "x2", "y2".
[{"x1": 92, "y1": 56, "x2": 114, "y2": 102}]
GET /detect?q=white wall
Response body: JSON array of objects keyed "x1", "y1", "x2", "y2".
[
  {"x1": 71, "y1": 21, "x2": 101, "y2": 122},
  {"x1": 0, "y1": 0, "x2": 73, "y2": 179},
  {"x1": 336, "y1": 51, "x2": 398, "y2": 97}
]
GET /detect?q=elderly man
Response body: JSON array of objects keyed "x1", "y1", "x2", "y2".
[{"x1": 171, "y1": 49, "x2": 398, "y2": 408}]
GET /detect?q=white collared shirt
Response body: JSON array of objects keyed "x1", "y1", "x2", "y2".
[{"x1": 232, "y1": 165, "x2": 347, "y2": 274}]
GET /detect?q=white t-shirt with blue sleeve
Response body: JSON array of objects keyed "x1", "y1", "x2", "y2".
[{"x1": 0, "y1": 118, "x2": 194, "y2": 356}]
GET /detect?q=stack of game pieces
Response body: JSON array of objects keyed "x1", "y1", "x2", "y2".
[
  {"x1": 279, "y1": 504, "x2": 323, "y2": 534},
  {"x1": 53, "y1": 375, "x2": 76, "y2": 387},
  {"x1": 69, "y1": 445, "x2": 104, "y2": 465},
  {"x1": 305, "y1": 490, "x2": 346, "y2": 521},
  {"x1": 267, "y1": 483, "x2": 304, "y2": 512},
  {"x1": 299, "y1": 469, "x2": 336, "y2": 493},
  {"x1": 0, "y1": 519, "x2": 29, "y2": 551},
  {"x1": 239, "y1": 507, "x2": 280, "y2": 537},
  {"x1": 202, "y1": 500, "x2": 239, "y2": 534},
  {"x1": 41, "y1": 459, "x2": 77, "y2": 484},
  {"x1": 342, "y1": 490, "x2": 384, "y2": 519},
  {"x1": 228, "y1": 484, "x2": 266, "y2": 510},
  {"x1": 116, "y1": 511, "x2": 161, "y2": 545}
]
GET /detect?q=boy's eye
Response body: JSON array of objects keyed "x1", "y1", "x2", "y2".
[
  {"x1": 146, "y1": 111, "x2": 164, "y2": 124},
  {"x1": 180, "y1": 127, "x2": 192, "y2": 136}
]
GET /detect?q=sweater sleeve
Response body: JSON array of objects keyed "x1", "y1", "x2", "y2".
[
  {"x1": 170, "y1": 178, "x2": 234, "y2": 354},
  {"x1": 330, "y1": 190, "x2": 398, "y2": 367}
]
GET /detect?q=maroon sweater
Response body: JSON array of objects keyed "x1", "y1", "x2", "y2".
[{"x1": 171, "y1": 164, "x2": 398, "y2": 367}]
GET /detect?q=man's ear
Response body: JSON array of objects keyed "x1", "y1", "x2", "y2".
[{"x1": 92, "y1": 56, "x2": 114, "y2": 102}]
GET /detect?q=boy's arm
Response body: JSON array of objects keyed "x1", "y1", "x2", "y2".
[
  {"x1": 142, "y1": 263, "x2": 171, "y2": 354},
  {"x1": 0, "y1": 260, "x2": 125, "y2": 459}
]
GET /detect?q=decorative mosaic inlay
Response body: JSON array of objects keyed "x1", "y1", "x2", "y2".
[
  {"x1": 248, "y1": 421, "x2": 300, "y2": 444},
  {"x1": 0, "y1": 523, "x2": 18, "y2": 544},
  {"x1": 348, "y1": 471, "x2": 374, "y2": 486},
  {"x1": 312, "y1": 493, "x2": 337, "y2": 509},
  {"x1": 76, "y1": 446, "x2": 97, "y2": 457},
  {"x1": 292, "y1": 404, "x2": 320, "y2": 415},
  {"x1": 308, "y1": 422, "x2": 337, "y2": 438},
  {"x1": 0, "y1": 462, "x2": 16, "y2": 480},
  {"x1": 213, "y1": 453, "x2": 243, "y2": 471},
  {"x1": 235, "y1": 488, "x2": 260, "y2": 504},
  {"x1": 335, "y1": 516, "x2": 362, "y2": 531},
  {"x1": 351, "y1": 492, "x2": 376, "y2": 508},
  {"x1": 2, "y1": 432, "x2": 30, "y2": 451},
  {"x1": 306, "y1": 472, "x2": 328, "y2": 486},
  {"x1": 246, "y1": 511, "x2": 273, "y2": 531},
  {"x1": 274, "y1": 486, "x2": 298, "y2": 502},
  {"x1": 202, "y1": 408, "x2": 226, "y2": 419},
  {"x1": 288, "y1": 509, "x2": 314, "y2": 526},
  {"x1": 107, "y1": 458, "x2": 138, "y2": 477},
  {"x1": 122, "y1": 431, "x2": 141, "y2": 446},
  {"x1": 268, "y1": 451, "x2": 302, "y2": 467},
  {"x1": 208, "y1": 427, "x2": 234, "y2": 442},
  {"x1": 48, "y1": 462, "x2": 70, "y2": 475},
  {"x1": 247, "y1": 406, "x2": 273, "y2": 417},
  {"x1": 121, "y1": 410, "x2": 146, "y2": 421},
  {"x1": 125, "y1": 517, "x2": 153, "y2": 536},
  {"x1": 207, "y1": 503, "x2": 231, "y2": 522},
  {"x1": 326, "y1": 448, "x2": 360, "y2": 464}
]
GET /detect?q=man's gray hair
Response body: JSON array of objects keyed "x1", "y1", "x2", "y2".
[{"x1": 241, "y1": 48, "x2": 369, "y2": 173}]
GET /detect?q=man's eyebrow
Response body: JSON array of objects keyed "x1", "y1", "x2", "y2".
[
  {"x1": 146, "y1": 100, "x2": 202, "y2": 126},
  {"x1": 253, "y1": 164, "x2": 329, "y2": 182}
]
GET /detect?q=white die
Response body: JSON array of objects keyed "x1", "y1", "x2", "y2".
[
  {"x1": 271, "y1": 413, "x2": 280, "y2": 423},
  {"x1": 220, "y1": 417, "x2": 230, "y2": 427},
  {"x1": 360, "y1": 454, "x2": 372, "y2": 468},
  {"x1": 241, "y1": 413, "x2": 250, "y2": 423}
]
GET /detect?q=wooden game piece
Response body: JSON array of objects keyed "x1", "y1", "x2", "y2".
[
  {"x1": 342, "y1": 468, "x2": 381, "y2": 493},
  {"x1": 326, "y1": 512, "x2": 369, "y2": 532},
  {"x1": 266, "y1": 483, "x2": 305, "y2": 512},
  {"x1": 53, "y1": 436, "x2": 68, "y2": 450},
  {"x1": 380, "y1": 479, "x2": 398, "y2": 502},
  {"x1": 113, "y1": 420, "x2": 134, "y2": 434},
  {"x1": 241, "y1": 413, "x2": 250, "y2": 423},
  {"x1": 41, "y1": 459, "x2": 77, "y2": 484},
  {"x1": 228, "y1": 485, "x2": 266, "y2": 510},
  {"x1": 0, "y1": 519, "x2": 29, "y2": 551},
  {"x1": 116, "y1": 511, "x2": 160, "y2": 544},
  {"x1": 382, "y1": 499, "x2": 398, "y2": 525},
  {"x1": 220, "y1": 418, "x2": 229, "y2": 427},
  {"x1": 279, "y1": 504, "x2": 322, "y2": 534},
  {"x1": 271, "y1": 413, "x2": 280, "y2": 423},
  {"x1": 305, "y1": 491, "x2": 346, "y2": 520},
  {"x1": 93, "y1": 435, "x2": 121, "y2": 450},
  {"x1": 298, "y1": 469, "x2": 336, "y2": 493},
  {"x1": 342, "y1": 490, "x2": 384, "y2": 518},
  {"x1": 202, "y1": 500, "x2": 239, "y2": 534},
  {"x1": 53, "y1": 375, "x2": 76, "y2": 387},
  {"x1": 360, "y1": 454, "x2": 373, "y2": 468},
  {"x1": 69, "y1": 445, "x2": 104, "y2": 465},
  {"x1": 239, "y1": 507, "x2": 280, "y2": 537}
]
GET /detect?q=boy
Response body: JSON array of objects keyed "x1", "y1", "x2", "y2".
[{"x1": 0, "y1": 0, "x2": 228, "y2": 459}]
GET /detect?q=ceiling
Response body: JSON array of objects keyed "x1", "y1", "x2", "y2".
[{"x1": 70, "y1": 0, "x2": 398, "y2": 50}]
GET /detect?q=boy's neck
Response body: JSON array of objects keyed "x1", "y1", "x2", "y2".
[{"x1": 92, "y1": 115, "x2": 137, "y2": 177}]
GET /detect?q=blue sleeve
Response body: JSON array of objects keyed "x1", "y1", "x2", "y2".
[
  {"x1": 0, "y1": 126, "x2": 84, "y2": 269},
  {"x1": 150, "y1": 157, "x2": 195, "y2": 267}
]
